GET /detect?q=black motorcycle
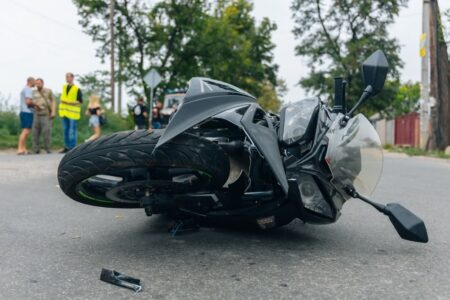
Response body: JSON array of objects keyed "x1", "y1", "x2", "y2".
[{"x1": 58, "y1": 50, "x2": 428, "y2": 243}]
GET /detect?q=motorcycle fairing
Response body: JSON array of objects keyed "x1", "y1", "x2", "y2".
[
  {"x1": 154, "y1": 77, "x2": 288, "y2": 195},
  {"x1": 154, "y1": 77, "x2": 256, "y2": 150},
  {"x1": 241, "y1": 104, "x2": 289, "y2": 195}
]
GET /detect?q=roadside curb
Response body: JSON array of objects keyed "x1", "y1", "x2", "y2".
[{"x1": 384, "y1": 150, "x2": 450, "y2": 164}]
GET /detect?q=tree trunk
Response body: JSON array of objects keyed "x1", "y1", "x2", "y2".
[{"x1": 428, "y1": 0, "x2": 450, "y2": 150}]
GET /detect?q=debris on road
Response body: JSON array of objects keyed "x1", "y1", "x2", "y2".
[{"x1": 100, "y1": 268, "x2": 142, "y2": 293}]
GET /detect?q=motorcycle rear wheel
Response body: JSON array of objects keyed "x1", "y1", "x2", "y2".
[{"x1": 57, "y1": 130, "x2": 230, "y2": 208}]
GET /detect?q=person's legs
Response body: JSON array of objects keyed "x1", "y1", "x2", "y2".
[
  {"x1": 86, "y1": 116, "x2": 101, "y2": 142},
  {"x1": 92, "y1": 125, "x2": 101, "y2": 140},
  {"x1": 86, "y1": 125, "x2": 101, "y2": 142},
  {"x1": 62, "y1": 117, "x2": 70, "y2": 149},
  {"x1": 18, "y1": 129, "x2": 30, "y2": 153},
  {"x1": 32, "y1": 115, "x2": 42, "y2": 153},
  {"x1": 67, "y1": 119, "x2": 78, "y2": 149},
  {"x1": 152, "y1": 121, "x2": 161, "y2": 129},
  {"x1": 18, "y1": 112, "x2": 33, "y2": 154},
  {"x1": 42, "y1": 116, "x2": 51, "y2": 152}
]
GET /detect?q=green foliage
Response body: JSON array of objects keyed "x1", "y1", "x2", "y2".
[
  {"x1": 257, "y1": 81, "x2": 282, "y2": 113},
  {"x1": 0, "y1": 111, "x2": 21, "y2": 136},
  {"x1": 72, "y1": 0, "x2": 281, "y2": 111},
  {"x1": 369, "y1": 80, "x2": 419, "y2": 118},
  {"x1": 0, "y1": 94, "x2": 21, "y2": 143},
  {"x1": 291, "y1": 0, "x2": 407, "y2": 115},
  {"x1": 389, "y1": 81, "x2": 420, "y2": 117},
  {"x1": 78, "y1": 70, "x2": 111, "y2": 104}
]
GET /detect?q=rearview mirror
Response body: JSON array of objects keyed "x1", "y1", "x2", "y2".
[
  {"x1": 384, "y1": 203, "x2": 428, "y2": 243},
  {"x1": 361, "y1": 50, "x2": 389, "y2": 96}
]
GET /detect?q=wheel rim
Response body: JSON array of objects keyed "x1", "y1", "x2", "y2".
[{"x1": 75, "y1": 167, "x2": 211, "y2": 206}]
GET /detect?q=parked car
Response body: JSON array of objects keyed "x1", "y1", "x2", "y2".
[{"x1": 159, "y1": 92, "x2": 186, "y2": 126}]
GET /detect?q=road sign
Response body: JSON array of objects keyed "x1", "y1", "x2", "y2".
[
  {"x1": 144, "y1": 69, "x2": 162, "y2": 128},
  {"x1": 144, "y1": 69, "x2": 162, "y2": 89}
]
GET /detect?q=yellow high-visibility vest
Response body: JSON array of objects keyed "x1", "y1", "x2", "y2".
[{"x1": 59, "y1": 84, "x2": 81, "y2": 120}]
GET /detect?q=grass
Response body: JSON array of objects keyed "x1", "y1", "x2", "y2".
[
  {"x1": 0, "y1": 107, "x2": 134, "y2": 150},
  {"x1": 384, "y1": 144, "x2": 450, "y2": 160}
]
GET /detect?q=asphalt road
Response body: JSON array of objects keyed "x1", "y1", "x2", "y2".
[{"x1": 0, "y1": 151, "x2": 449, "y2": 299}]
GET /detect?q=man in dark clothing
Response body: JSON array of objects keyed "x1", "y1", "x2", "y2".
[{"x1": 131, "y1": 97, "x2": 148, "y2": 130}]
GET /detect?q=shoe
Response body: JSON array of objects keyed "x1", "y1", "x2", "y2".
[
  {"x1": 33, "y1": 150, "x2": 40, "y2": 154},
  {"x1": 46, "y1": 150, "x2": 52, "y2": 154},
  {"x1": 59, "y1": 148, "x2": 69, "y2": 154}
]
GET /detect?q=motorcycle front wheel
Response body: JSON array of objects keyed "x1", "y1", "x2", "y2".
[{"x1": 57, "y1": 130, "x2": 230, "y2": 208}]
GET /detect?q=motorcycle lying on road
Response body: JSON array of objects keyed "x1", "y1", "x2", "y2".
[{"x1": 58, "y1": 50, "x2": 428, "y2": 243}]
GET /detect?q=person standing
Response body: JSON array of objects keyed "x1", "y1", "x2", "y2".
[
  {"x1": 131, "y1": 97, "x2": 148, "y2": 129},
  {"x1": 152, "y1": 100, "x2": 163, "y2": 129},
  {"x1": 17, "y1": 77, "x2": 35, "y2": 155},
  {"x1": 85, "y1": 94, "x2": 103, "y2": 142},
  {"x1": 31, "y1": 78, "x2": 56, "y2": 154},
  {"x1": 59, "y1": 73, "x2": 83, "y2": 153}
]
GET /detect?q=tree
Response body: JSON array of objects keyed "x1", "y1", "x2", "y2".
[
  {"x1": 74, "y1": 0, "x2": 211, "y2": 106},
  {"x1": 197, "y1": 0, "x2": 278, "y2": 97},
  {"x1": 291, "y1": 0, "x2": 406, "y2": 116},
  {"x1": 78, "y1": 70, "x2": 111, "y2": 104},
  {"x1": 389, "y1": 81, "x2": 420, "y2": 117},
  {"x1": 73, "y1": 0, "x2": 281, "y2": 111},
  {"x1": 258, "y1": 81, "x2": 282, "y2": 112}
]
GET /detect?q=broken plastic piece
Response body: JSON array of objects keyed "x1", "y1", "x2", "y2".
[{"x1": 100, "y1": 268, "x2": 142, "y2": 293}]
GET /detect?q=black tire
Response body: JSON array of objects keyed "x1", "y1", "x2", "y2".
[{"x1": 58, "y1": 130, "x2": 230, "y2": 208}]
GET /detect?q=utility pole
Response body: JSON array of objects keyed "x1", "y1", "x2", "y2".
[
  {"x1": 117, "y1": 18, "x2": 123, "y2": 115},
  {"x1": 118, "y1": 63, "x2": 122, "y2": 115},
  {"x1": 420, "y1": 0, "x2": 430, "y2": 149},
  {"x1": 110, "y1": 0, "x2": 115, "y2": 112},
  {"x1": 428, "y1": 0, "x2": 450, "y2": 150}
]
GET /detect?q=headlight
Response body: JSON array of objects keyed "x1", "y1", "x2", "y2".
[{"x1": 298, "y1": 174, "x2": 333, "y2": 218}]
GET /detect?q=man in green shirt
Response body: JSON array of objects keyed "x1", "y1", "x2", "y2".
[{"x1": 32, "y1": 78, "x2": 56, "y2": 154}]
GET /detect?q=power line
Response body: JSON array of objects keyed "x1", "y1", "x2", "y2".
[
  {"x1": 0, "y1": 19, "x2": 93, "y2": 57},
  {"x1": 9, "y1": 0, "x2": 81, "y2": 32}
]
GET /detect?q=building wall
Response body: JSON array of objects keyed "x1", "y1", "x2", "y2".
[
  {"x1": 375, "y1": 119, "x2": 387, "y2": 145},
  {"x1": 386, "y1": 119, "x2": 395, "y2": 145},
  {"x1": 394, "y1": 112, "x2": 420, "y2": 147}
]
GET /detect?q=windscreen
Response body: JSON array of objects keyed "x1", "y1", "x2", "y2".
[
  {"x1": 325, "y1": 114, "x2": 383, "y2": 197},
  {"x1": 185, "y1": 77, "x2": 255, "y2": 100},
  {"x1": 280, "y1": 97, "x2": 319, "y2": 145}
]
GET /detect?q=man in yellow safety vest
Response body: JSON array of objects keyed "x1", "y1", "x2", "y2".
[{"x1": 59, "y1": 72, "x2": 83, "y2": 153}]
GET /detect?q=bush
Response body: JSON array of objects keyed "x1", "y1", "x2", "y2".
[{"x1": 0, "y1": 111, "x2": 20, "y2": 136}]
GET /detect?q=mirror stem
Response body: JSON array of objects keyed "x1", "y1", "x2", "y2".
[
  {"x1": 340, "y1": 85, "x2": 373, "y2": 127},
  {"x1": 333, "y1": 77, "x2": 347, "y2": 113},
  {"x1": 344, "y1": 186, "x2": 387, "y2": 215}
]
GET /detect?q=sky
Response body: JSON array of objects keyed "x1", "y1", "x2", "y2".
[{"x1": 1, "y1": 0, "x2": 449, "y2": 110}]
